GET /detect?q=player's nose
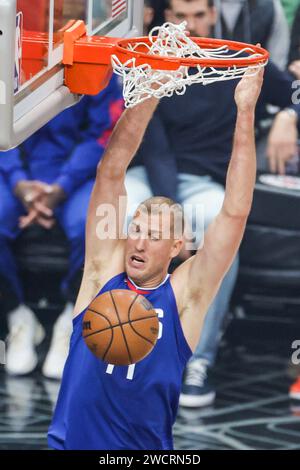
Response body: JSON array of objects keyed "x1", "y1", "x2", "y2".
[{"x1": 135, "y1": 235, "x2": 146, "y2": 251}]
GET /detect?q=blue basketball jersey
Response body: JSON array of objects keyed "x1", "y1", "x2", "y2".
[{"x1": 48, "y1": 272, "x2": 192, "y2": 450}]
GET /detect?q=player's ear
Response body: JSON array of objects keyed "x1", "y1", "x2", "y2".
[{"x1": 170, "y1": 238, "x2": 183, "y2": 258}]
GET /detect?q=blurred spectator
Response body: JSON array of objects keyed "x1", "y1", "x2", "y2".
[
  {"x1": 144, "y1": 0, "x2": 155, "y2": 34},
  {"x1": 288, "y1": 3, "x2": 300, "y2": 77},
  {"x1": 125, "y1": 0, "x2": 300, "y2": 408},
  {"x1": 290, "y1": 376, "x2": 300, "y2": 399},
  {"x1": 147, "y1": 0, "x2": 168, "y2": 30},
  {"x1": 281, "y1": 0, "x2": 300, "y2": 26},
  {"x1": 214, "y1": 0, "x2": 290, "y2": 70},
  {"x1": 147, "y1": 0, "x2": 289, "y2": 69},
  {"x1": 0, "y1": 75, "x2": 123, "y2": 379},
  {"x1": 215, "y1": 0, "x2": 291, "y2": 171}
]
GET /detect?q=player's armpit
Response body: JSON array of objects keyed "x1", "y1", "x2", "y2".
[
  {"x1": 190, "y1": 210, "x2": 246, "y2": 301},
  {"x1": 171, "y1": 210, "x2": 246, "y2": 350},
  {"x1": 172, "y1": 210, "x2": 246, "y2": 313},
  {"x1": 171, "y1": 258, "x2": 220, "y2": 353},
  {"x1": 73, "y1": 246, "x2": 125, "y2": 318}
]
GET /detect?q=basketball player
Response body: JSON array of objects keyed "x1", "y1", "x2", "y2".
[{"x1": 48, "y1": 69, "x2": 264, "y2": 450}]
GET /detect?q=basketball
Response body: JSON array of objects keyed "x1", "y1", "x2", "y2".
[{"x1": 82, "y1": 290, "x2": 159, "y2": 365}]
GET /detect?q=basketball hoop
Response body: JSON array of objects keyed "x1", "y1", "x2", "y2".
[
  {"x1": 111, "y1": 22, "x2": 269, "y2": 107},
  {"x1": 62, "y1": 21, "x2": 269, "y2": 107}
]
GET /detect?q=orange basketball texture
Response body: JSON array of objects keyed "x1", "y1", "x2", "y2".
[{"x1": 82, "y1": 289, "x2": 159, "y2": 365}]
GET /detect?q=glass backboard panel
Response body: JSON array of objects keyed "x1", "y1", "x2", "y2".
[{"x1": 0, "y1": 0, "x2": 143, "y2": 150}]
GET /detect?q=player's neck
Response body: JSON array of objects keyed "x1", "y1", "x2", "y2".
[{"x1": 127, "y1": 272, "x2": 169, "y2": 290}]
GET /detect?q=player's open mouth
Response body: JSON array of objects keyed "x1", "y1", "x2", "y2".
[{"x1": 130, "y1": 255, "x2": 145, "y2": 267}]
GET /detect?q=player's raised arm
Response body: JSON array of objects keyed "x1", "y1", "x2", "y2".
[
  {"x1": 86, "y1": 97, "x2": 159, "y2": 255},
  {"x1": 74, "y1": 97, "x2": 159, "y2": 316},
  {"x1": 173, "y1": 69, "x2": 264, "y2": 321}
]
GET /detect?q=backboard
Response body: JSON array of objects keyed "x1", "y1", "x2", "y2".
[{"x1": 0, "y1": 0, "x2": 143, "y2": 151}]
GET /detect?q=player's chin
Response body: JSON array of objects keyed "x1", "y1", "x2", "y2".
[{"x1": 126, "y1": 257, "x2": 147, "y2": 276}]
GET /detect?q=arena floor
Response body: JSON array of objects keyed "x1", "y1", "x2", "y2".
[{"x1": 1, "y1": 344, "x2": 299, "y2": 450}]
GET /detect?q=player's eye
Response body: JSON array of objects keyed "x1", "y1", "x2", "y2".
[
  {"x1": 128, "y1": 224, "x2": 139, "y2": 234},
  {"x1": 175, "y1": 13, "x2": 185, "y2": 20},
  {"x1": 150, "y1": 234, "x2": 160, "y2": 241}
]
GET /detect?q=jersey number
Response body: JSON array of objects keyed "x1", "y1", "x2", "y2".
[{"x1": 105, "y1": 308, "x2": 164, "y2": 380}]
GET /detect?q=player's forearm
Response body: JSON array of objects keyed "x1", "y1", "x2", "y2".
[
  {"x1": 98, "y1": 97, "x2": 159, "y2": 179},
  {"x1": 223, "y1": 110, "x2": 256, "y2": 219}
]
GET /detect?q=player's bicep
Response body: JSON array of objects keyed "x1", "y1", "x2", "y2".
[
  {"x1": 192, "y1": 211, "x2": 246, "y2": 292},
  {"x1": 85, "y1": 168, "x2": 127, "y2": 265}
]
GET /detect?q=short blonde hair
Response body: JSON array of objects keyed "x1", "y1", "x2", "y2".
[{"x1": 134, "y1": 196, "x2": 185, "y2": 238}]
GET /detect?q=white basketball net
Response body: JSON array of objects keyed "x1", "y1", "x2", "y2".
[{"x1": 111, "y1": 22, "x2": 267, "y2": 108}]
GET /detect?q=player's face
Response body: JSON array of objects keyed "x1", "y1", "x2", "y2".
[
  {"x1": 165, "y1": 0, "x2": 217, "y2": 37},
  {"x1": 125, "y1": 211, "x2": 183, "y2": 285}
]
